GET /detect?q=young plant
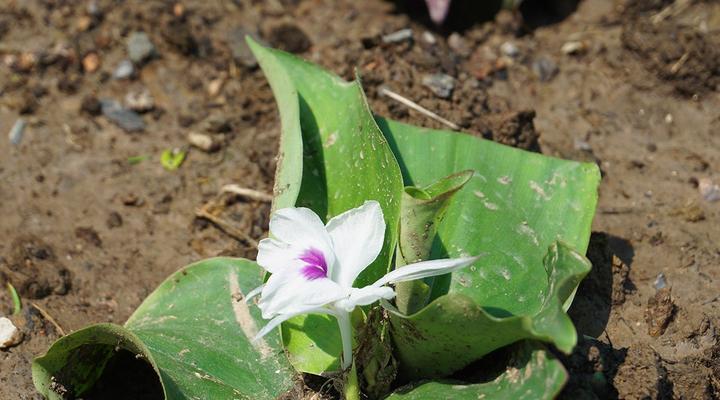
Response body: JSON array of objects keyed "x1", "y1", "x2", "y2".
[{"x1": 32, "y1": 38, "x2": 599, "y2": 400}]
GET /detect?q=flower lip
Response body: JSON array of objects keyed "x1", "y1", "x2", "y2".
[{"x1": 299, "y1": 248, "x2": 328, "y2": 280}]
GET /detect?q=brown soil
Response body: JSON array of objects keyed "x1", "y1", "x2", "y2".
[{"x1": 1, "y1": 0, "x2": 719, "y2": 399}]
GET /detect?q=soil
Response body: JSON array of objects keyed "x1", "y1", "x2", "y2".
[{"x1": 1, "y1": 0, "x2": 719, "y2": 399}]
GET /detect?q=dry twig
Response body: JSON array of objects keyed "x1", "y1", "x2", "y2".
[
  {"x1": 651, "y1": 0, "x2": 692, "y2": 24},
  {"x1": 195, "y1": 193, "x2": 260, "y2": 247},
  {"x1": 378, "y1": 86, "x2": 460, "y2": 130},
  {"x1": 31, "y1": 302, "x2": 66, "y2": 336},
  {"x1": 221, "y1": 184, "x2": 273, "y2": 202}
]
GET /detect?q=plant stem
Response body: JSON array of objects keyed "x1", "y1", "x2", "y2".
[
  {"x1": 344, "y1": 361, "x2": 360, "y2": 400},
  {"x1": 336, "y1": 311, "x2": 353, "y2": 370}
]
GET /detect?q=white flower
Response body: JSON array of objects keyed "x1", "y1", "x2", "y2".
[{"x1": 249, "y1": 200, "x2": 478, "y2": 369}]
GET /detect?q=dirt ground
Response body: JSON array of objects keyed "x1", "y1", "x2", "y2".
[{"x1": 1, "y1": 0, "x2": 719, "y2": 399}]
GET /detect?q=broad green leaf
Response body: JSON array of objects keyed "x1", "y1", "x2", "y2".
[
  {"x1": 247, "y1": 38, "x2": 405, "y2": 374},
  {"x1": 377, "y1": 117, "x2": 599, "y2": 376},
  {"x1": 384, "y1": 341, "x2": 567, "y2": 400},
  {"x1": 387, "y1": 242, "x2": 591, "y2": 379},
  {"x1": 376, "y1": 117, "x2": 599, "y2": 308},
  {"x1": 33, "y1": 258, "x2": 295, "y2": 400},
  {"x1": 396, "y1": 170, "x2": 473, "y2": 315}
]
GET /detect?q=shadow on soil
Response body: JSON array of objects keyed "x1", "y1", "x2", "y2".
[{"x1": 569, "y1": 231, "x2": 635, "y2": 338}]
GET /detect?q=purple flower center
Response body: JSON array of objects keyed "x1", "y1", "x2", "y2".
[{"x1": 299, "y1": 248, "x2": 328, "y2": 280}]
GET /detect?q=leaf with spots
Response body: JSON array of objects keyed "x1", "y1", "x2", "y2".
[
  {"x1": 377, "y1": 118, "x2": 598, "y2": 378},
  {"x1": 32, "y1": 258, "x2": 295, "y2": 400}
]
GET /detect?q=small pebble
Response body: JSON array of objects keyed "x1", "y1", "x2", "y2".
[
  {"x1": 5, "y1": 52, "x2": 37, "y2": 72},
  {"x1": 112, "y1": 59, "x2": 134, "y2": 79},
  {"x1": 654, "y1": 273, "x2": 667, "y2": 290},
  {"x1": 698, "y1": 177, "x2": 720, "y2": 202},
  {"x1": 645, "y1": 287, "x2": 674, "y2": 337},
  {"x1": 500, "y1": 41, "x2": 519, "y2": 58},
  {"x1": 574, "y1": 138, "x2": 592, "y2": 151},
  {"x1": 76, "y1": 15, "x2": 93, "y2": 32},
  {"x1": 106, "y1": 211, "x2": 123, "y2": 229},
  {"x1": 207, "y1": 77, "x2": 225, "y2": 97},
  {"x1": 173, "y1": 2, "x2": 185, "y2": 17},
  {"x1": 87, "y1": 0, "x2": 101, "y2": 17},
  {"x1": 382, "y1": 28, "x2": 413, "y2": 44},
  {"x1": 188, "y1": 132, "x2": 220, "y2": 152},
  {"x1": 127, "y1": 32, "x2": 155, "y2": 64},
  {"x1": 101, "y1": 99, "x2": 145, "y2": 132},
  {"x1": 8, "y1": 118, "x2": 26, "y2": 145},
  {"x1": 124, "y1": 89, "x2": 154, "y2": 112},
  {"x1": 82, "y1": 52, "x2": 100, "y2": 73},
  {"x1": 227, "y1": 27, "x2": 259, "y2": 68},
  {"x1": 447, "y1": 33, "x2": 470, "y2": 56},
  {"x1": 561, "y1": 41, "x2": 587, "y2": 55},
  {"x1": 0, "y1": 317, "x2": 22, "y2": 349},
  {"x1": 532, "y1": 56, "x2": 559, "y2": 82},
  {"x1": 422, "y1": 31, "x2": 436, "y2": 45},
  {"x1": 422, "y1": 73, "x2": 455, "y2": 99}
]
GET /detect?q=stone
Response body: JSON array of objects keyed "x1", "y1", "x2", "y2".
[
  {"x1": 188, "y1": 132, "x2": 221, "y2": 152},
  {"x1": 561, "y1": 40, "x2": 587, "y2": 55},
  {"x1": 532, "y1": 56, "x2": 559, "y2": 82},
  {"x1": 698, "y1": 177, "x2": 720, "y2": 202},
  {"x1": 382, "y1": 29, "x2": 413, "y2": 44},
  {"x1": 112, "y1": 59, "x2": 134, "y2": 79},
  {"x1": 500, "y1": 41, "x2": 519, "y2": 58},
  {"x1": 422, "y1": 73, "x2": 455, "y2": 99},
  {"x1": 82, "y1": 52, "x2": 100, "y2": 73},
  {"x1": 124, "y1": 89, "x2": 154, "y2": 112},
  {"x1": 127, "y1": 32, "x2": 155, "y2": 64},
  {"x1": 100, "y1": 99, "x2": 145, "y2": 132},
  {"x1": 0, "y1": 317, "x2": 22, "y2": 349},
  {"x1": 8, "y1": 118, "x2": 26, "y2": 145}
]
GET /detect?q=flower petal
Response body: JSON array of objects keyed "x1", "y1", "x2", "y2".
[
  {"x1": 270, "y1": 207, "x2": 332, "y2": 249},
  {"x1": 258, "y1": 271, "x2": 348, "y2": 318},
  {"x1": 256, "y1": 238, "x2": 300, "y2": 274},
  {"x1": 257, "y1": 207, "x2": 335, "y2": 276},
  {"x1": 327, "y1": 200, "x2": 386, "y2": 287},
  {"x1": 336, "y1": 286, "x2": 396, "y2": 312},
  {"x1": 254, "y1": 307, "x2": 335, "y2": 341},
  {"x1": 372, "y1": 256, "x2": 481, "y2": 287},
  {"x1": 245, "y1": 284, "x2": 264, "y2": 302}
]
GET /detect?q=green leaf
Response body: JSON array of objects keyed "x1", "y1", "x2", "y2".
[
  {"x1": 160, "y1": 149, "x2": 186, "y2": 171},
  {"x1": 387, "y1": 242, "x2": 591, "y2": 379},
  {"x1": 376, "y1": 117, "x2": 599, "y2": 376},
  {"x1": 384, "y1": 341, "x2": 567, "y2": 400},
  {"x1": 395, "y1": 170, "x2": 473, "y2": 315},
  {"x1": 32, "y1": 258, "x2": 295, "y2": 399},
  {"x1": 247, "y1": 37, "x2": 405, "y2": 374},
  {"x1": 127, "y1": 154, "x2": 149, "y2": 165},
  {"x1": 6, "y1": 282, "x2": 21, "y2": 315}
]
